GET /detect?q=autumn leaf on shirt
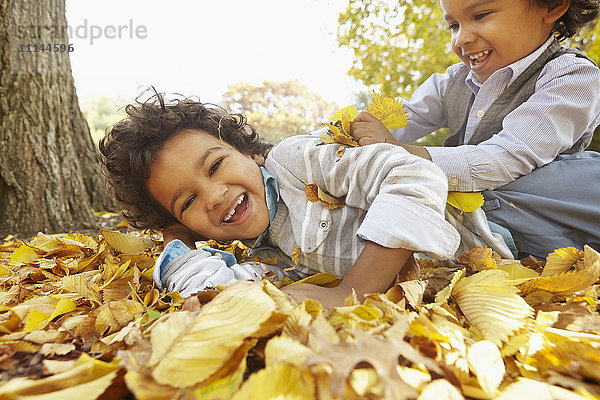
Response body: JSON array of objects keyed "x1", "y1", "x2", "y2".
[
  {"x1": 321, "y1": 105, "x2": 359, "y2": 147},
  {"x1": 292, "y1": 246, "x2": 302, "y2": 267},
  {"x1": 447, "y1": 192, "x2": 485, "y2": 213},
  {"x1": 366, "y1": 91, "x2": 409, "y2": 129},
  {"x1": 304, "y1": 183, "x2": 345, "y2": 209}
]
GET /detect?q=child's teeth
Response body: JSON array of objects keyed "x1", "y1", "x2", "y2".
[
  {"x1": 223, "y1": 194, "x2": 245, "y2": 222},
  {"x1": 469, "y1": 50, "x2": 490, "y2": 60}
]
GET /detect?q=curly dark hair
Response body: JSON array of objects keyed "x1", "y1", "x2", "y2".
[
  {"x1": 98, "y1": 90, "x2": 273, "y2": 230},
  {"x1": 531, "y1": 0, "x2": 599, "y2": 40}
]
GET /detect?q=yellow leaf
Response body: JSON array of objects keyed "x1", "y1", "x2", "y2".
[
  {"x1": 497, "y1": 261, "x2": 539, "y2": 285},
  {"x1": 321, "y1": 121, "x2": 359, "y2": 147},
  {"x1": 95, "y1": 300, "x2": 144, "y2": 336},
  {"x1": 61, "y1": 233, "x2": 99, "y2": 249},
  {"x1": 292, "y1": 245, "x2": 302, "y2": 267},
  {"x1": 10, "y1": 244, "x2": 39, "y2": 265},
  {"x1": 0, "y1": 353, "x2": 122, "y2": 399},
  {"x1": 48, "y1": 298, "x2": 77, "y2": 321},
  {"x1": 466, "y1": 340, "x2": 505, "y2": 396},
  {"x1": 335, "y1": 145, "x2": 346, "y2": 161},
  {"x1": 24, "y1": 309, "x2": 51, "y2": 333},
  {"x1": 518, "y1": 245, "x2": 600, "y2": 297},
  {"x1": 0, "y1": 264, "x2": 13, "y2": 278},
  {"x1": 496, "y1": 377, "x2": 590, "y2": 400},
  {"x1": 366, "y1": 92, "x2": 409, "y2": 129},
  {"x1": 292, "y1": 272, "x2": 341, "y2": 287},
  {"x1": 330, "y1": 105, "x2": 359, "y2": 124},
  {"x1": 452, "y1": 270, "x2": 534, "y2": 345},
  {"x1": 264, "y1": 335, "x2": 313, "y2": 367},
  {"x1": 28, "y1": 233, "x2": 64, "y2": 253},
  {"x1": 40, "y1": 343, "x2": 76, "y2": 356},
  {"x1": 434, "y1": 268, "x2": 465, "y2": 304},
  {"x1": 447, "y1": 192, "x2": 485, "y2": 213},
  {"x1": 541, "y1": 246, "x2": 584, "y2": 277},
  {"x1": 149, "y1": 281, "x2": 284, "y2": 388},
  {"x1": 458, "y1": 247, "x2": 500, "y2": 271},
  {"x1": 418, "y1": 379, "x2": 464, "y2": 400},
  {"x1": 231, "y1": 364, "x2": 315, "y2": 400},
  {"x1": 304, "y1": 183, "x2": 345, "y2": 209},
  {"x1": 101, "y1": 230, "x2": 155, "y2": 254}
]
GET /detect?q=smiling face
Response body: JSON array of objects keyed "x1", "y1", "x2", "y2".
[
  {"x1": 146, "y1": 129, "x2": 270, "y2": 241},
  {"x1": 440, "y1": 0, "x2": 561, "y2": 82}
]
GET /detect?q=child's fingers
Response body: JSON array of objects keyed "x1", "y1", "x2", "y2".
[{"x1": 353, "y1": 111, "x2": 378, "y2": 122}]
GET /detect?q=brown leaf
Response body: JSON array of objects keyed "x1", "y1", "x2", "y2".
[
  {"x1": 304, "y1": 183, "x2": 345, "y2": 209},
  {"x1": 292, "y1": 246, "x2": 302, "y2": 267}
]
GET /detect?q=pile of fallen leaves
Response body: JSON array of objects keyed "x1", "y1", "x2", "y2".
[{"x1": 1, "y1": 228, "x2": 599, "y2": 400}]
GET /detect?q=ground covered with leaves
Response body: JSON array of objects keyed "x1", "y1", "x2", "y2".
[{"x1": 0, "y1": 222, "x2": 599, "y2": 399}]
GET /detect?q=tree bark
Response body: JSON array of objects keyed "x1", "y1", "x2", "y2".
[{"x1": 0, "y1": 0, "x2": 113, "y2": 237}]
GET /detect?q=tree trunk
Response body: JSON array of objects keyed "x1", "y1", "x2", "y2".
[{"x1": 0, "y1": 0, "x2": 114, "y2": 238}]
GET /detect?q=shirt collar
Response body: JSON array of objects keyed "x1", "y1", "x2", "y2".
[
  {"x1": 241, "y1": 166, "x2": 279, "y2": 249},
  {"x1": 465, "y1": 36, "x2": 555, "y2": 91}
]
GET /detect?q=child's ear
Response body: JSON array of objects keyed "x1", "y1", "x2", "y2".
[
  {"x1": 543, "y1": 0, "x2": 570, "y2": 24},
  {"x1": 251, "y1": 153, "x2": 265, "y2": 166}
]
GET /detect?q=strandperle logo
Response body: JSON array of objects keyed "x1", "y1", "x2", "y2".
[{"x1": 13, "y1": 19, "x2": 148, "y2": 45}]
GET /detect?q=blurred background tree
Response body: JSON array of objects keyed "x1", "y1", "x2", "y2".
[
  {"x1": 221, "y1": 80, "x2": 338, "y2": 144},
  {"x1": 81, "y1": 96, "x2": 128, "y2": 144},
  {"x1": 338, "y1": 0, "x2": 600, "y2": 150}
]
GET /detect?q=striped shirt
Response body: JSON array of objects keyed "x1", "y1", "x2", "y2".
[
  {"x1": 263, "y1": 135, "x2": 461, "y2": 277},
  {"x1": 391, "y1": 36, "x2": 600, "y2": 192}
]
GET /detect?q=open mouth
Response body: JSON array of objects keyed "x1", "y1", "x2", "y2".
[
  {"x1": 468, "y1": 49, "x2": 491, "y2": 65},
  {"x1": 222, "y1": 193, "x2": 249, "y2": 223}
]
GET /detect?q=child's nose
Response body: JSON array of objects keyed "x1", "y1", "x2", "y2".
[
  {"x1": 206, "y1": 185, "x2": 227, "y2": 211},
  {"x1": 454, "y1": 26, "x2": 475, "y2": 47}
]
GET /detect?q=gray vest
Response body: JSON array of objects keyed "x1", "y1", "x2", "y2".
[{"x1": 442, "y1": 39, "x2": 594, "y2": 154}]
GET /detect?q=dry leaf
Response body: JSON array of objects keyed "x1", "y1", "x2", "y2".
[
  {"x1": 304, "y1": 183, "x2": 346, "y2": 209},
  {"x1": 447, "y1": 192, "x2": 485, "y2": 213},
  {"x1": 541, "y1": 247, "x2": 584, "y2": 277},
  {"x1": 452, "y1": 270, "x2": 534, "y2": 345},
  {"x1": 101, "y1": 230, "x2": 155, "y2": 255},
  {"x1": 149, "y1": 281, "x2": 285, "y2": 388},
  {"x1": 292, "y1": 246, "x2": 302, "y2": 267},
  {"x1": 519, "y1": 245, "x2": 600, "y2": 297},
  {"x1": 366, "y1": 92, "x2": 409, "y2": 129},
  {"x1": 466, "y1": 340, "x2": 505, "y2": 395},
  {"x1": 458, "y1": 246, "x2": 500, "y2": 271}
]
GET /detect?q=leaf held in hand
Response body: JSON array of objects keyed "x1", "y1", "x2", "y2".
[{"x1": 366, "y1": 91, "x2": 409, "y2": 129}]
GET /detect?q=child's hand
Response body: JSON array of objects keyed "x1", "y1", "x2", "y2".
[
  {"x1": 351, "y1": 111, "x2": 399, "y2": 146},
  {"x1": 282, "y1": 283, "x2": 351, "y2": 309}
]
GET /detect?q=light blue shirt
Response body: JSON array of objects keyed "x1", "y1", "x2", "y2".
[{"x1": 391, "y1": 36, "x2": 600, "y2": 191}]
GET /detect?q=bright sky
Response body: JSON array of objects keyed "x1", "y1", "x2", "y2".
[{"x1": 65, "y1": 0, "x2": 364, "y2": 107}]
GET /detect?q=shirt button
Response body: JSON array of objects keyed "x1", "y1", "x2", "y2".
[
  {"x1": 476, "y1": 109, "x2": 485, "y2": 118},
  {"x1": 449, "y1": 177, "x2": 459, "y2": 187},
  {"x1": 319, "y1": 220, "x2": 329, "y2": 230}
]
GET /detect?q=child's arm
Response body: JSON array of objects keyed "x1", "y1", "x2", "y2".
[
  {"x1": 282, "y1": 242, "x2": 412, "y2": 308},
  {"x1": 351, "y1": 111, "x2": 432, "y2": 160}
]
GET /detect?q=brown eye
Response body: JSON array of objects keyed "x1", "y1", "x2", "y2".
[
  {"x1": 182, "y1": 195, "x2": 196, "y2": 213},
  {"x1": 210, "y1": 158, "x2": 223, "y2": 176}
]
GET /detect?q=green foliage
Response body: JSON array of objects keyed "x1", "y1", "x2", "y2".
[
  {"x1": 588, "y1": 126, "x2": 600, "y2": 152},
  {"x1": 338, "y1": 0, "x2": 459, "y2": 99},
  {"x1": 81, "y1": 96, "x2": 128, "y2": 144},
  {"x1": 567, "y1": 21, "x2": 600, "y2": 64},
  {"x1": 221, "y1": 80, "x2": 338, "y2": 144}
]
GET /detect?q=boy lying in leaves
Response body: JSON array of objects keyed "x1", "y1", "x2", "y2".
[{"x1": 98, "y1": 92, "x2": 510, "y2": 307}]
